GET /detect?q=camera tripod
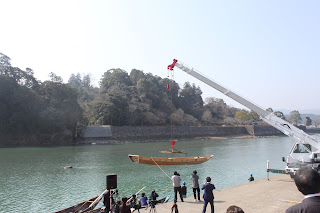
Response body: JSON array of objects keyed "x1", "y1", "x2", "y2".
[{"x1": 149, "y1": 204, "x2": 157, "y2": 213}]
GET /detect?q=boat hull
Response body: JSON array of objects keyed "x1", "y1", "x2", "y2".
[
  {"x1": 55, "y1": 196, "x2": 98, "y2": 213},
  {"x1": 128, "y1": 154, "x2": 213, "y2": 165}
]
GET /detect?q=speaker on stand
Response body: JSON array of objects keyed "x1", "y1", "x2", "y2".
[
  {"x1": 104, "y1": 174, "x2": 117, "y2": 213},
  {"x1": 106, "y1": 174, "x2": 117, "y2": 190}
]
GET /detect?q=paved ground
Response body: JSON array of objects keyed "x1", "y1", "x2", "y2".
[{"x1": 150, "y1": 174, "x2": 304, "y2": 213}]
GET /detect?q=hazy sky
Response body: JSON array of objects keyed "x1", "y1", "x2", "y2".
[{"x1": 1, "y1": 0, "x2": 319, "y2": 112}]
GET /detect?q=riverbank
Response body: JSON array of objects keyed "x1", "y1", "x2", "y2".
[
  {"x1": 154, "y1": 174, "x2": 303, "y2": 213},
  {"x1": 81, "y1": 124, "x2": 288, "y2": 144},
  {"x1": 2, "y1": 124, "x2": 319, "y2": 147}
]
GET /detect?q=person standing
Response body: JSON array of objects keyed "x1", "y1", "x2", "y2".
[
  {"x1": 201, "y1": 177, "x2": 215, "y2": 213},
  {"x1": 286, "y1": 167, "x2": 320, "y2": 213},
  {"x1": 171, "y1": 171, "x2": 184, "y2": 202},
  {"x1": 191, "y1": 170, "x2": 201, "y2": 202},
  {"x1": 181, "y1": 181, "x2": 187, "y2": 198},
  {"x1": 149, "y1": 190, "x2": 159, "y2": 201}
]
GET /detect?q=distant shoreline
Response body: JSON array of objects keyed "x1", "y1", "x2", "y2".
[{"x1": 1, "y1": 125, "x2": 319, "y2": 147}]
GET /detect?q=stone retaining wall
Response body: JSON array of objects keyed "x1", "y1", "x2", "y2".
[
  {"x1": 246, "y1": 125, "x2": 284, "y2": 136},
  {"x1": 81, "y1": 124, "x2": 318, "y2": 144},
  {"x1": 110, "y1": 126, "x2": 249, "y2": 141},
  {"x1": 306, "y1": 128, "x2": 320, "y2": 134}
]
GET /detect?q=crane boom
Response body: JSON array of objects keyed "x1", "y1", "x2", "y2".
[{"x1": 168, "y1": 59, "x2": 320, "y2": 164}]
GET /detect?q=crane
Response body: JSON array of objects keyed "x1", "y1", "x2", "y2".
[{"x1": 168, "y1": 59, "x2": 320, "y2": 175}]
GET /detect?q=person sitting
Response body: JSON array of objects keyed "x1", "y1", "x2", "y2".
[
  {"x1": 286, "y1": 167, "x2": 320, "y2": 213},
  {"x1": 128, "y1": 194, "x2": 140, "y2": 212},
  {"x1": 139, "y1": 193, "x2": 148, "y2": 207},
  {"x1": 248, "y1": 174, "x2": 254, "y2": 182},
  {"x1": 226, "y1": 205, "x2": 244, "y2": 213},
  {"x1": 128, "y1": 194, "x2": 137, "y2": 206}
]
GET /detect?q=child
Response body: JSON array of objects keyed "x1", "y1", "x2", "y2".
[
  {"x1": 181, "y1": 181, "x2": 187, "y2": 198},
  {"x1": 248, "y1": 174, "x2": 254, "y2": 182}
]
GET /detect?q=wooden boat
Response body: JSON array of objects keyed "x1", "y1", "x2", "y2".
[
  {"x1": 55, "y1": 196, "x2": 98, "y2": 213},
  {"x1": 85, "y1": 195, "x2": 170, "y2": 213},
  {"x1": 155, "y1": 195, "x2": 171, "y2": 204},
  {"x1": 84, "y1": 207, "x2": 105, "y2": 213},
  {"x1": 55, "y1": 189, "x2": 108, "y2": 213},
  {"x1": 128, "y1": 154, "x2": 214, "y2": 165}
]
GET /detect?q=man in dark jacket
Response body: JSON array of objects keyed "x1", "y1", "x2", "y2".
[
  {"x1": 286, "y1": 167, "x2": 320, "y2": 213},
  {"x1": 201, "y1": 176, "x2": 215, "y2": 213},
  {"x1": 149, "y1": 190, "x2": 159, "y2": 201}
]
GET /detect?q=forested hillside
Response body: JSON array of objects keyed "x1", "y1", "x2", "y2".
[
  {"x1": 68, "y1": 68, "x2": 247, "y2": 127},
  {"x1": 0, "y1": 53, "x2": 261, "y2": 146},
  {"x1": 0, "y1": 53, "x2": 84, "y2": 146}
]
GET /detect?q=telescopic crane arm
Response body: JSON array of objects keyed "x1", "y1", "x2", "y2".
[{"x1": 168, "y1": 59, "x2": 320, "y2": 154}]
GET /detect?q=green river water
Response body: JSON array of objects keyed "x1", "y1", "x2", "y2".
[{"x1": 0, "y1": 136, "x2": 295, "y2": 212}]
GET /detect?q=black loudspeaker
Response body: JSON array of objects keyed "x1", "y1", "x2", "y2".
[{"x1": 106, "y1": 174, "x2": 117, "y2": 190}]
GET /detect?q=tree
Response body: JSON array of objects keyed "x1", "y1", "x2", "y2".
[
  {"x1": 248, "y1": 111, "x2": 260, "y2": 121},
  {"x1": 204, "y1": 97, "x2": 228, "y2": 120},
  {"x1": 38, "y1": 81, "x2": 83, "y2": 139},
  {"x1": 0, "y1": 53, "x2": 38, "y2": 89},
  {"x1": 0, "y1": 53, "x2": 13, "y2": 76},
  {"x1": 223, "y1": 117, "x2": 240, "y2": 125},
  {"x1": 82, "y1": 74, "x2": 91, "y2": 88},
  {"x1": 266, "y1": 107, "x2": 273, "y2": 112},
  {"x1": 235, "y1": 110, "x2": 250, "y2": 121},
  {"x1": 305, "y1": 116, "x2": 312, "y2": 126},
  {"x1": 49, "y1": 72, "x2": 63, "y2": 83},
  {"x1": 130, "y1": 69, "x2": 145, "y2": 85},
  {"x1": 92, "y1": 94, "x2": 129, "y2": 126},
  {"x1": 137, "y1": 78, "x2": 152, "y2": 93},
  {"x1": 170, "y1": 109, "x2": 184, "y2": 126},
  {"x1": 183, "y1": 114, "x2": 198, "y2": 126},
  {"x1": 68, "y1": 73, "x2": 82, "y2": 87},
  {"x1": 274, "y1": 111, "x2": 286, "y2": 120},
  {"x1": 288, "y1": 110, "x2": 302, "y2": 124},
  {"x1": 0, "y1": 76, "x2": 39, "y2": 134},
  {"x1": 100, "y1": 68, "x2": 132, "y2": 93},
  {"x1": 179, "y1": 82, "x2": 203, "y2": 119},
  {"x1": 202, "y1": 110, "x2": 213, "y2": 125}
]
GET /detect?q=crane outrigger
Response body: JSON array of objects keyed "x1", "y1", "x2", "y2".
[{"x1": 168, "y1": 59, "x2": 320, "y2": 176}]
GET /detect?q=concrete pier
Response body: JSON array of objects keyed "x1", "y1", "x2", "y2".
[{"x1": 154, "y1": 174, "x2": 303, "y2": 213}]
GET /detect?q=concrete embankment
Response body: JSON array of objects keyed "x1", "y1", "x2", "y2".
[
  {"x1": 81, "y1": 125, "x2": 285, "y2": 144},
  {"x1": 155, "y1": 174, "x2": 303, "y2": 213}
]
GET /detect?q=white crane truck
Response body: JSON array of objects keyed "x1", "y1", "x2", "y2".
[{"x1": 168, "y1": 59, "x2": 320, "y2": 176}]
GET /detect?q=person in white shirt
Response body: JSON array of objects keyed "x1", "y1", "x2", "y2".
[{"x1": 171, "y1": 171, "x2": 184, "y2": 202}]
